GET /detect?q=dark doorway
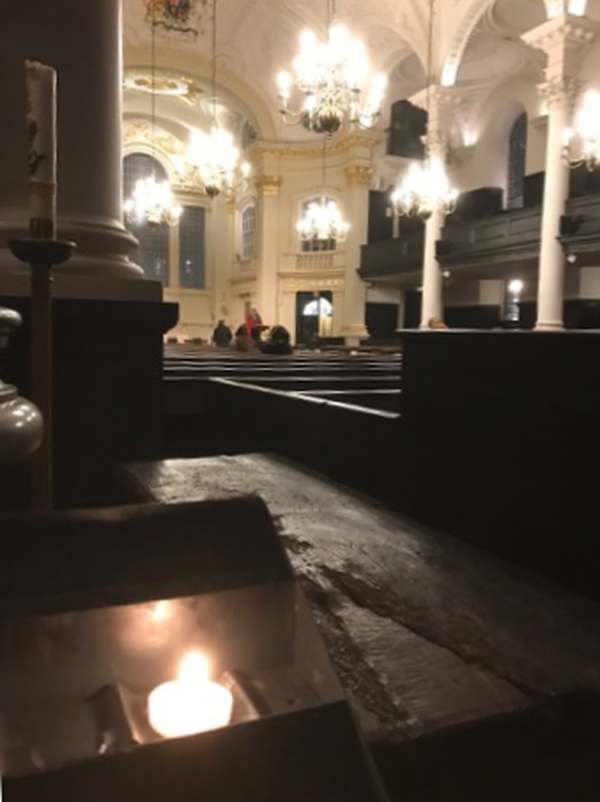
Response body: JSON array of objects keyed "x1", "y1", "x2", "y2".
[
  {"x1": 366, "y1": 303, "x2": 398, "y2": 339},
  {"x1": 295, "y1": 291, "x2": 333, "y2": 345}
]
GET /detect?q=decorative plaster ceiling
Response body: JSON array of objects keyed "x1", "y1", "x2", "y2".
[{"x1": 124, "y1": 0, "x2": 596, "y2": 142}]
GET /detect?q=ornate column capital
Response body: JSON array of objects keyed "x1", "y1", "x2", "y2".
[
  {"x1": 255, "y1": 175, "x2": 281, "y2": 198},
  {"x1": 538, "y1": 75, "x2": 580, "y2": 110},
  {"x1": 344, "y1": 165, "x2": 373, "y2": 187},
  {"x1": 522, "y1": 14, "x2": 596, "y2": 80}
]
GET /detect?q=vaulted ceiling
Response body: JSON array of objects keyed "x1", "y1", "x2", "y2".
[{"x1": 122, "y1": 0, "x2": 596, "y2": 144}]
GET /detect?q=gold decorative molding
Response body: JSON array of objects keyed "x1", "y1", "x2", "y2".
[
  {"x1": 344, "y1": 165, "x2": 374, "y2": 187},
  {"x1": 123, "y1": 119, "x2": 184, "y2": 157},
  {"x1": 123, "y1": 71, "x2": 204, "y2": 106},
  {"x1": 252, "y1": 131, "x2": 381, "y2": 162},
  {"x1": 255, "y1": 175, "x2": 281, "y2": 197}
]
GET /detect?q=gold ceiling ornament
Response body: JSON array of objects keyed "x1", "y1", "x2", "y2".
[
  {"x1": 143, "y1": 0, "x2": 209, "y2": 36},
  {"x1": 251, "y1": 131, "x2": 380, "y2": 162},
  {"x1": 123, "y1": 71, "x2": 204, "y2": 106},
  {"x1": 124, "y1": 120, "x2": 185, "y2": 160}
]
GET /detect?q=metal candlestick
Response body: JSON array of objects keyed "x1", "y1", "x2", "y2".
[{"x1": 8, "y1": 238, "x2": 75, "y2": 510}]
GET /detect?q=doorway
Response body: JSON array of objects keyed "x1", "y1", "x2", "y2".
[{"x1": 295, "y1": 291, "x2": 333, "y2": 345}]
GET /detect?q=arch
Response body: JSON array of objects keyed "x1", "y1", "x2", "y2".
[{"x1": 441, "y1": 0, "x2": 557, "y2": 88}]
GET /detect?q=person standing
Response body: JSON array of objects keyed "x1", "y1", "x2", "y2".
[{"x1": 212, "y1": 320, "x2": 232, "y2": 347}]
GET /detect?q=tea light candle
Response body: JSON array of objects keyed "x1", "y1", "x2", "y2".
[
  {"x1": 25, "y1": 60, "x2": 57, "y2": 239},
  {"x1": 148, "y1": 652, "x2": 233, "y2": 739}
]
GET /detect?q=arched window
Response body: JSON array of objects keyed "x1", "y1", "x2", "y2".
[
  {"x1": 123, "y1": 153, "x2": 170, "y2": 285},
  {"x1": 179, "y1": 205, "x2": 205, "y2": 289},
  {"x1": 507, "y1": 112, "x2": 527, "y2": 210},
  {"x1": 300, "y1": 196, "x2": 337, "y2": 253},
  {"x1": 241, "y1": 204, "x2": 256, "y2": 261}
]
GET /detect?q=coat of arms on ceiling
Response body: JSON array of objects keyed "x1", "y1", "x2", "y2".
[{"x1": 143, "y1": 0, "x2": 209, "y2": 37}]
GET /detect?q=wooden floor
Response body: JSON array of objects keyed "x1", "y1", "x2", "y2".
[{"x1": 128, "y1": 453, "x2": 600, "y2": 802}]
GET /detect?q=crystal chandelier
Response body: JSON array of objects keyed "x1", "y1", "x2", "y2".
[
  {"x1": 390, "y1": 0, "x2": 458, "y2": 221},
  {"x1": 276, "y1": 0, "x2": 387, "y2": 135},
  {"x1": 562, "y1": 89, "x2": 600, "y2": 172},
  {"x1": 390, "y1": 158, "x2": 458, "y2": 220},
  {"x1": 178, "y1": 0, "x2": 250, "y2": 198},
  {"x1": 124, "y1": 174, "x2": 182, "y2": 226},
  {"x1": 297, "y1": 138, "x2": 350, "y2": 242},
  {"x1": 124, "y1": 3, "x2": 182, "y2": 227}
]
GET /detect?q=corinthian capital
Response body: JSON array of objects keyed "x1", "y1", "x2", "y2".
[{"x1": 538, "y1": 76, "x2": 579, "y2": 110}]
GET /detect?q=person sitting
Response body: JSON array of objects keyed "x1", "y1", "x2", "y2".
[
  {"x1": 234, "y1": 323, "x2": 252, "y2": 351},
  {"x1": 212, "y1": 319, "x2": 233, "y2": 347},
  {"x1": 427, "y1": 317, "x2": 448, "y2": 330},
  {"x1": 259, "y1": 325, "x2": 293, "y2": 355}
]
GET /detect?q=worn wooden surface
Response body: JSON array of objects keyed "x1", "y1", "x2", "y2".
[{"x1": 127, "y1": 453, "x2": 600, "y2": 746}]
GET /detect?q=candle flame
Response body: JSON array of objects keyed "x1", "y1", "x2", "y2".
[{"x1": 179, "y1": 651, "x2": 209, "y2": 683}]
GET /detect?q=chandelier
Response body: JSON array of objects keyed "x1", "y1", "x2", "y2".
[
  {"x1": 390, "y1": 0, "x2": 458, "y2": 221},
  {"x1": 297, "y1": 137, "x2": 350, "y2": 242},
  {"x1": 276, "y1": 0, "x2": 387, "y2": 135},
  {"x1": 125, "y1": 174, "x2": 182, "y2": 226},
  {"x1": 124, "y1": 2, "x2": 182, "y2": 227},
  {"x1": 562, "y1": 89, "x2": 600, "y2": 172},
  {"x1": 178, "y1": 0, "x2": 250, "y2": 198},
  {"x1": 390, "y1": 158, "x2": 458, "y2": 220}
]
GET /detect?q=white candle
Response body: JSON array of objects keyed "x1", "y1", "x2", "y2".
[
  {"x1": 25, "y1": 60, "x2": 57, "y2": 239},
  {"x1": 148, "y1": 652, "x2": 233, "y2": 739}
]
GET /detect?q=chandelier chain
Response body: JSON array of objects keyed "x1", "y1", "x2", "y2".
[
  {"x1": 151, "y1": 0, "x2": 157, "y2": 162},
  {"x1": 211, "y1": 0, "x2": 218, "y2": 126},
  {"x1": 425, "y1": 0, "x2": 434, "y2": 157}
]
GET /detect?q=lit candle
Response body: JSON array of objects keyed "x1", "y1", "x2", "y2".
[
  {"x1": 148, "y1": 652, "x2": 233, "y2": 739},
  {"x1": 25, "y1": 60, "x2": 57, "y2": 239}
]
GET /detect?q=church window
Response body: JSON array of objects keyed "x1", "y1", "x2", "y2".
[
  {"x1": 179, "y1": 205, "x2": 206, "y2": 289},
  {"x1": 507, "y1": 112, "x2": 527, "y2": 210},
  {"x1": 300, "y1": 197, "x2": 337, "y2": 253},
  {"x1": 123, "y1": 153, "x2": 170, "y2": 286},
  {"x1": 241, "y1": 204, "x2": 256, "y2": 261}
]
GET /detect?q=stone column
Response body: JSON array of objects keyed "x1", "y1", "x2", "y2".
[
  {"x1": 419, "y1": 134, "x2": 447, "y2": 329},
  {"x1": 255, "y1": 175, "x2": 281, "y2": 328},
  {"x1": 342, "y1": 165, "x2": 371, "y2": 346},
  {"x1": 0, "y1": 0, "x2": 152, "y2": 300},
  {"x1": 523, "y1": 15, "x2": 595, "y2": 330}
]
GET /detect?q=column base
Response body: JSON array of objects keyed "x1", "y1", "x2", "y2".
[
  {"x1": 341, "y1": 323, "x2": 368, "y2": 347},
  {"x1": 0, "y1": 215, "x2": 156, "y2": 301},
  {"x1": 534, "y1": 320, "x2": 565, "y2": 332}
]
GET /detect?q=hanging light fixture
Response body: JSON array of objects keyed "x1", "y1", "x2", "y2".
[
  {"x1": 562, "y1": 89, "x2": 600, "y2": 172},
  {"x1": 124, "y1": 5, "x2": 182, "y2": 227},
  {"x1": 297, "y1": 137, "x2": 350, "y2": 243},
  {"x1": 276, "y1": 0, "x2": 387, "y2": 136},
  {"x1": 390, "y1": 0, "x2": 458, "y2": 221},
  {"x1": 178, "y1": 0, "x2": 250, "y2": 198}
]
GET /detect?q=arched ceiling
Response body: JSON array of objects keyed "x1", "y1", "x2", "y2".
[{"x1": 123, "y1": 0, "x2": 600, "y2": 145}]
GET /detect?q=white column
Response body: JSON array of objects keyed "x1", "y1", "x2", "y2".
[
  {"x1": 255, "y1": 175, "x2": 281, "y2": 328},
  {"x1": 0, "y1": 0, "x2": 152, "y2": 300},
  {"x1": 420, "y1": 207, "x2": 445, "y2": 328},
  {"x1": 536, "y1": 80, "x2": 573, "y2": 329},
  {"x1": 522, "y1": 14, "x2": 595, "y2": 330},
  {"x1": 342, "y1": 165, "x2": 370, "y2": 346}
]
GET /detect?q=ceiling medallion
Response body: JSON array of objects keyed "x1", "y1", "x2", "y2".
[{"x1": 143, "y1": 0, "x2": 209, "y2": 36}]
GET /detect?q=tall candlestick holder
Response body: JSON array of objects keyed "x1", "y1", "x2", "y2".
[{"x1": 8, "y1": 238, "x2": 75, "y2": 510}]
